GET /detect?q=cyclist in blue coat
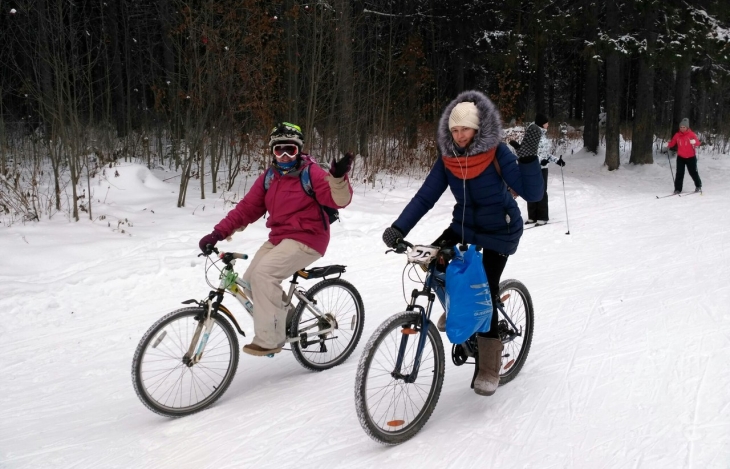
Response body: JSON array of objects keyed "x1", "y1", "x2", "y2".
[{"x1": 382, "y1": 90, "x2": 544, "y2": 396}]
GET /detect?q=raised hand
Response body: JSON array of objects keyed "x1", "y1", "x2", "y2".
[{"x1": 330, "y1": 152, "x2": 354, "y2": 178}]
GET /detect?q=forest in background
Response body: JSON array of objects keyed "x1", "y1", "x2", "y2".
[{"x1": 1, "y1": 0, "x2": 729, "y2": 223}]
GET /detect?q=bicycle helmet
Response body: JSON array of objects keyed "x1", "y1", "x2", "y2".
[{"x1": 269, "y1": 122, "x2": 304, "y2": 149}]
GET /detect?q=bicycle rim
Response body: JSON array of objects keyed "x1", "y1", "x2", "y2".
[
  {"x1": 355, "y1": 312, "x2": 444, "y2": 445},
  {"x1": 291, "y1": 278, "x2": 364, "y2": 371},
  {"x1": 498, "y1": 280, "x2": 534, "y2": 384},
  {"x1": 133, "y1": 308, "x2": 239, "y2": 417}
]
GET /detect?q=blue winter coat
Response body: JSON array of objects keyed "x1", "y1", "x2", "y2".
[{"x1": 393, "y1": 91, "x2": 544, "y2": 255}]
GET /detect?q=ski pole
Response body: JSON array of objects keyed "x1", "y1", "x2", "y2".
[
  {"x1": 666, "y1": 150, "x2": 675, "y2": 184},
  {"x1": 559, "y1": 155, "x2": 570, "y2": 235}
]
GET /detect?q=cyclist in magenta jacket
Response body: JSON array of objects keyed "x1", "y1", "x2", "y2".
[
  {"x1": 198, "y1": 122, "x2": 353, "y2": 357},
  {"x1": 667, "y1": 117, "x2": 702, "y2": 193}
]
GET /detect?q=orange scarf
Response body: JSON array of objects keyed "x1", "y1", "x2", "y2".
[{"x1": 442, "y1": 149, "x2": 496, "y2": 180}]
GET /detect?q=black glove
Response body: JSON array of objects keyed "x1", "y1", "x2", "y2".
[
  {"x1": 556, "y1": 157, "x2": 565, "y2": 167},
  {"x1": 330, "y1": 152, "x2": 353, "y2": 178},
  {"x1": 431, "y1": 226, "x2": 460, "y2": 247},
  {"x1": 517, "y1": 155, "x2": 537, "y2": 165},
  {"x1": 509, "y1": 140, "x2": 521, "y2": 150},
  {"x1": 199, "y1": 230, "x2": 224, "y2": 254},
  {"x1": 382, "y1": 226, "x2": 404, "y2": 248},
  {"x1": 540, "y1": 159, "x2": 549, "y2": 167}
]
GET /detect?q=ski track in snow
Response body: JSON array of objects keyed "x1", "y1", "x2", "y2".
[{"x1": 1, "y1": 150, "x2": 730, "y2": 468}]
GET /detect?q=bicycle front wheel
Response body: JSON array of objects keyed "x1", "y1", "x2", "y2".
[
  {"x1": 354, "y1": 311, "x2": 445, "y2": 445},
  {"x1": 131, "y1": 307, "x2": 239, "y2": 417},
  {"x1": 290, "y1": 278, "x2": 365, "y2": 371},
  {"x1": 497, "y1": 279, "x2": 534, "y2": 385}
]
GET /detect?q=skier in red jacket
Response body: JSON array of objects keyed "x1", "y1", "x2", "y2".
[{"x1": 667, "y1": 118, "x2": 702, "y2": 194}]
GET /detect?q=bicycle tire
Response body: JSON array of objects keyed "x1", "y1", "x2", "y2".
[
  {"x1": 290, "y1": 278, "x2": 365, "y2": 371},
  {"x1": 497, "y1": 279, "x2": 534, "y2": 385},
  {"x1": 355, "y1": 311, "x2": 445, "y2": 445},
  {"x1": 132, "y1": 307, "x2": 239, "y2": 417}
]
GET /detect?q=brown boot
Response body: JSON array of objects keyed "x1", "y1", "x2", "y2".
[
  {"x1": 242, "y1": 343, "x2": 282, "y2": 357},
  {"x1": 436, "y1": 312, "x2": 446, "y2": 332},
  {"x1": 473, "y1": 337, "x2": 503, "y2": 396}
]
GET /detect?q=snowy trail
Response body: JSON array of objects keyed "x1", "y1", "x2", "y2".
[{"x1": 2, "y1": 150, "x2": 729, "y2": 468}]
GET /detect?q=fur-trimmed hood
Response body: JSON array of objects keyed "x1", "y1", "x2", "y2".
[{"x1": 437, "y1": 90, "x2": 503, "y2": 157}]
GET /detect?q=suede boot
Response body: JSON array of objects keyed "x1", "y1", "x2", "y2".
[
  {"x1": 437, "y1": 312, "x2": 446, "y2": 332},
  {"x1": 473, "y1": 337, "x2": 503, "y2": 396}
]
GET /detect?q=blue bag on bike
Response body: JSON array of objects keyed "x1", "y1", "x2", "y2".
[{"x1": 444, "y1": 245, "x2": 493, "y2": 344}]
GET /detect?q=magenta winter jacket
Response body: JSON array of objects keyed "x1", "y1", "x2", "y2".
[
  {"x1": 214, "y1": 157, "x2": 352, "y2": 256},
  {"x1": 668, "y1": 129, "x2": 700, "y2": 158}
]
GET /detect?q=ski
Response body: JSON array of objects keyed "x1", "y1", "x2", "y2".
[
  {"x1": 656, "y1": 193, "x2": 680, "y2": 199},
  {"x1": 524, "y1": 222, "x2": 549, "y2": 230},
  {"x1": 679, "y1": 190, "x2": 703, "y2": 197}
]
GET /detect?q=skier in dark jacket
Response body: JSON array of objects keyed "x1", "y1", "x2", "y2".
[
  {"x1": 519, "y1": 114, "x2": 565, "y2": 225},
  {"x1": 381, "y1": 90, "x2": 544, "y2": 396}
]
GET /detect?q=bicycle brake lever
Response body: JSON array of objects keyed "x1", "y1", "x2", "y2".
[{"x1": 197, "y1": 246, "x2": 220, "y2": 258}]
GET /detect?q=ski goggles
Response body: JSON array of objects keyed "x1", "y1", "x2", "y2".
[{"x1": 272, "y1": 144, "x2": 299, "y2": 158}]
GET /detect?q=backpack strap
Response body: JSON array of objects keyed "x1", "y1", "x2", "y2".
[
  {"x1": 493, "y1": 158, "x2": 502, "y2": 177},
  {"x1": 299, "y1": 165, "x2": 315, "y2": 196},
  {"x1": 300, "y1": 165, "x2": 330, "y2": 231},
  {"x1": 263, "y1": 167, "x2": 275, "y2": 191}
]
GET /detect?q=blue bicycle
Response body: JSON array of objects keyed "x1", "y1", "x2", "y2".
[{"x1": 354, "y1": 239, "x2": 534, "y2": 445}]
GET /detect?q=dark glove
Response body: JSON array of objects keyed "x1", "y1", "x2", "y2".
[
  {"x1": 517, "y1": 155, "x2": 537, "y2": 165},
  {"x1": 330, "y1": 152, "x2": 353, "y2": 178},
  {"x1": 555, "y1": 157, "x2": 565, "y2": 167},
  {"x1": 431, "y1": 226, "x2": 460, "y2": 247},
  {"x1": 382, "y1": 226, "x2": 404, "y2": 248},
  {"x1": 540, "y1": 159, "x2": 549, "y2": 167},
  {"x1": 199, "y1": 230, "x2": 224, "y2": 254},
  {"x1": 509, "y1": 140, "x2": 521, "y2": 150}
]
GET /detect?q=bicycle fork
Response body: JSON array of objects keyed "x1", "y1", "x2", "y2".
[
  {"x1": 183, "y1": 291, "x2": 223, "y2": 366},
  {"x1": 393, "y1": 288, "x2": 436, "y2": 383}
]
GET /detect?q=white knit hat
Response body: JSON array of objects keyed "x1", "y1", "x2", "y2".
[{"x1": 449, "y1": 101, "x2": 480, "y2": 130}]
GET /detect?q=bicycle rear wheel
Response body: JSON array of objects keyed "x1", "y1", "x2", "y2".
[
  {"x1": 290, "y1": 278, "x2": 365, "y2": 371},
  {"x1": 355, "y1": 311, "x2": 445, "y2": 445},
  {"x1": 132, "y1": 307, "x2": 239, "y2": 417},
  {"x1": 497, "y1": 279, "x2": 534, "y2": 385}
]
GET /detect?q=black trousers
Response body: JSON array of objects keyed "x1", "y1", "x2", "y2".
[
  {"x1": 527, "y1": 168, "x2": 549, "y2": 221},
  {"x1": 674, "y1": 156, "x2": 702, "y2": 192},
  {"x1": 480, "y1": 249, "x2": 508, "y2": 339},
  {"x1": 432, "y1": 228, "x2": 509, "y2": 339}
]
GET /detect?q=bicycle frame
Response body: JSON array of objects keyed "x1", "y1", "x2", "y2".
[
  {"x1": 183, "y1": 253, "x2": 338, "y2": 363},
  {"x1": 393, "y1": 253, "x2": 523, "y2": 381}
]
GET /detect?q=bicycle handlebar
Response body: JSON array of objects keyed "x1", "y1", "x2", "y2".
[{"x1": 198, "y1": 247, "x2": 249, "y2": 264}]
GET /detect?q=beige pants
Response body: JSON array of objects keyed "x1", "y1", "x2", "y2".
[{"x1": 241, "y1": 239, "x2": 322, "y2": 348}]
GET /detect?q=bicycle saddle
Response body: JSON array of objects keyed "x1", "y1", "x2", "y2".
[{"x1": 297, "y1": 265, "x2": 346, "y2": 279}]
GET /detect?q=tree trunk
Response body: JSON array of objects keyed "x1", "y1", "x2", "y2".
[
  {"x1": 575, "y1": 60, "x2": 584, "y2": 120},
  {"x1": 671, "y1": 58, "x2": 691, "y2": 133},
  {"x1": 535, "y1": 37, "x2": 546, "y2": 115},
  {"x1": 335, "y1": 0, "x2": 355, "y2": 155},
  {"x1": 629, "y1": 6, "x2": 657, "y2": 165},
  {"x1": 604, "y1": 0, "x2": 621, "y2": 171},
  {"x1": 583, "y1": 57, "x2": 600, "y2": 153},
  {"x1": 107, "y1": 1, "x2": 127, "y2": 137},
  {"x1": 284, "y1": 0, "x2": 299, "y2": 124}
]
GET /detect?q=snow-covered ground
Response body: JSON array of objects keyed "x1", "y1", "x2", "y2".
[{"x1": 1, "y1": 145, "x2": 729, "y2": 468}]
